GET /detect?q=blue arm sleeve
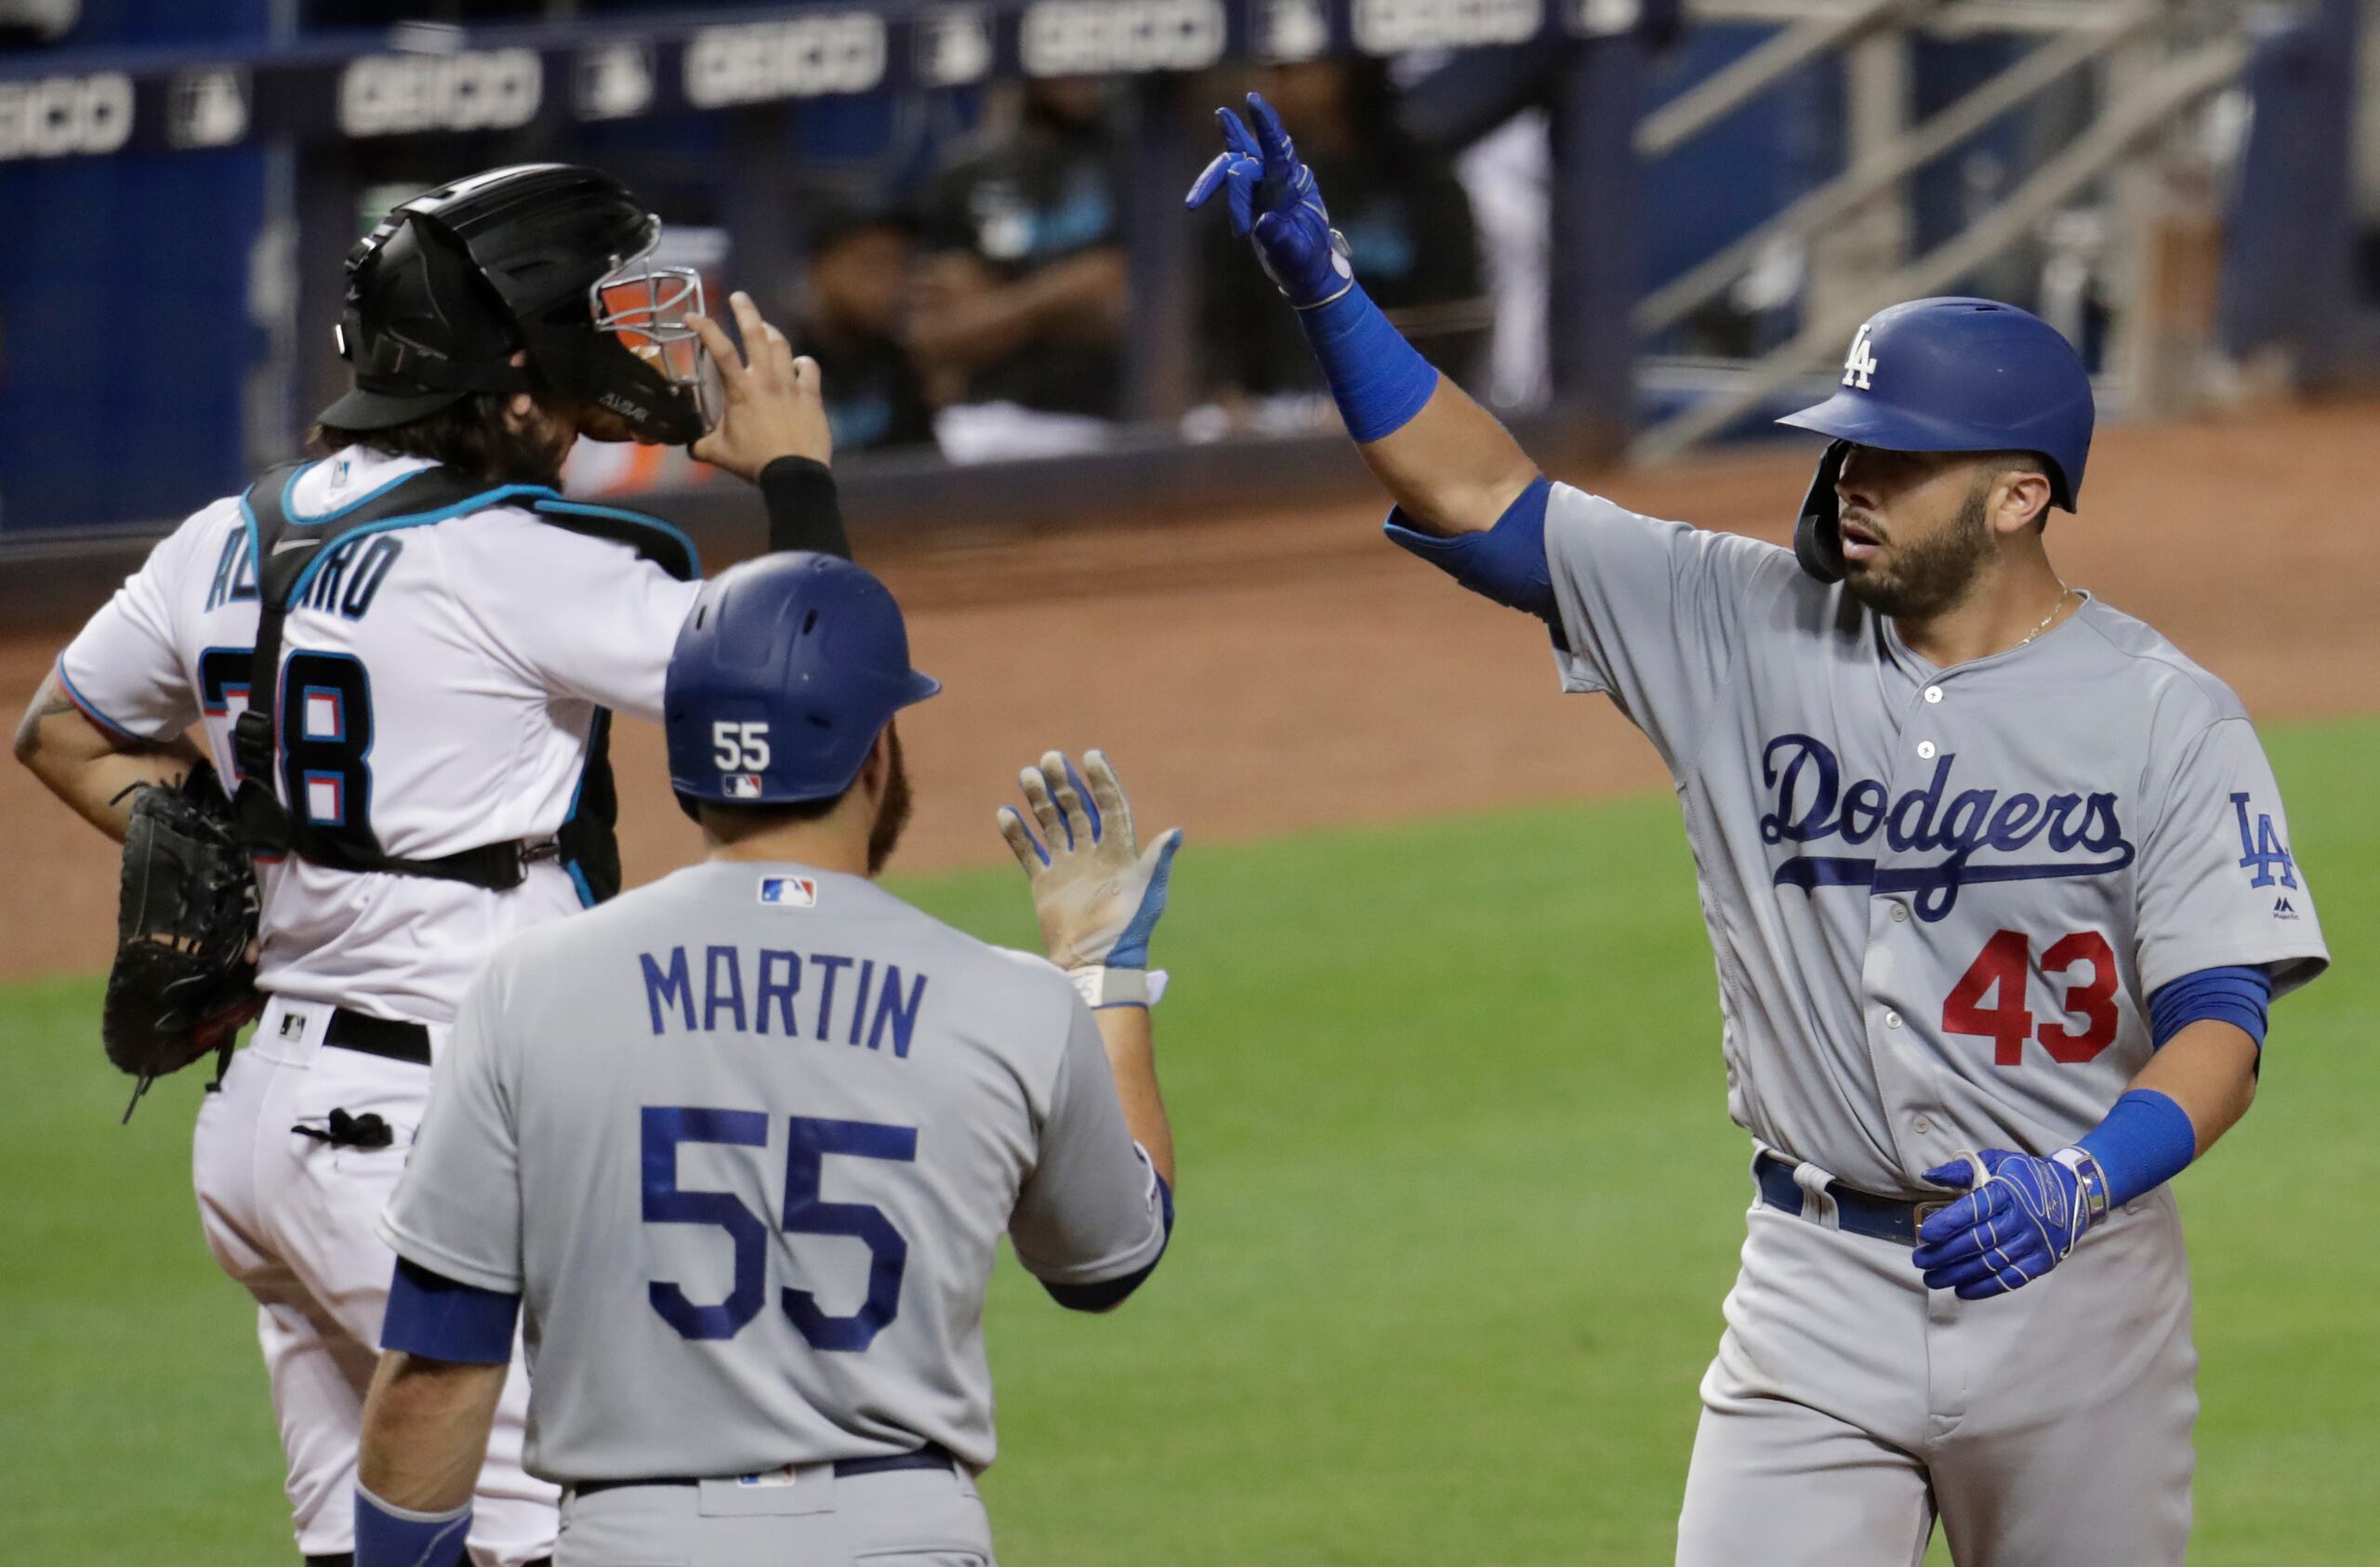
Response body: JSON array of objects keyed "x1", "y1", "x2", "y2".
[
  {"x1": 355, "y1": 1482, "x2": 470, "y2": 1567},
  {"x1": 1382, "y1": 477, "x2": 1554, "y2": 622},
  {"x1": 1042, "y1": 1174, "x2": 1173, "y2": 1312},
  {"x1": 1297, "y1": 282, "x2": 1442, "y2": 442},
  {"x1": 2146, "y1": 965, "x2": 2271, "y2": 1049},
  {"x1": 380, "y1": 1258, "x2": 522, "y2": 1365}
]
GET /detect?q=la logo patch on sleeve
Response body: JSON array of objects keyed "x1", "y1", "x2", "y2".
[{"x1": 759, "y1": 876, "x2": 818, "y2": 908}]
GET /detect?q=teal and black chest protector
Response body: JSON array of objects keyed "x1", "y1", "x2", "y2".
[{"x1": 229, "y1": 459, "x2": 697, "y2": 903}]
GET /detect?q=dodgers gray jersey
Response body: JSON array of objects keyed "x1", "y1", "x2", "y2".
[
  {"x1": 379, "y1": 861, "x2": 1167, "y2": 1481},
  {"x1": 1540, "y1": 484, "x2": 2329, "y2": 1195}
]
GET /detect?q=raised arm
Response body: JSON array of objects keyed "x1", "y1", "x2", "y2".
[
  {"x1": 997, "y1": 748, "x2": 1183, "y2": 1185},
  {"x1": 1360, "y1": 377, "x2": 1540, "y2": 537},
  {"x1": 1186, "y1": 93, "x2": 1538, "y2": 537},
  {"x1": 685, "y1": 292, "x2": 851, "y2": 560}
]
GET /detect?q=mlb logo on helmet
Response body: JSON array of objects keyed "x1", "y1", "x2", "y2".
[
  {"x1": 724, "y1": 773, "x2": 763, "y2": 798},
  {"x1": 759, "y1": 876, "x2": 818, "y2": 908}
]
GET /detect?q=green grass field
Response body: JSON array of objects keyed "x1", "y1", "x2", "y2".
[{"x1": 4, "y1": 715, "x2": 2373, "y2": 1564}]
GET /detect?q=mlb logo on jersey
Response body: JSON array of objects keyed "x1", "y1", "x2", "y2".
[
  {"x1": 759, "y1": 876, "x2": 818, "y2": 908},
  {"x1": 724, "y1": 773, "x2": 763, "y2": 799}
]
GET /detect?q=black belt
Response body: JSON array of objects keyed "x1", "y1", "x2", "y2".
[
  {"x1": 1753, "y1": 1151, "x2": 1947, "y2": 1247},
  {"x1": 323, "y1": 1007, "x2": 432, "y2": 1067},
  {"x1": 573, "y1": 1442, "x2": 959, "y2": 1499}
]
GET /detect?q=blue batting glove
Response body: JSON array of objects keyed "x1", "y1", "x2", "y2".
[
  {"x1": 1183, "y1": 92, "x2": 1354, "y2": 309},
  {"x1": 1911, "y1": 1148, "x2": 2109, "y2": 1299}
]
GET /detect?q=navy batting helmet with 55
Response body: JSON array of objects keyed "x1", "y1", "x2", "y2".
[
  {"x1": 665, "y1": 553, "x2": 941, "y2": 811},
  {"x1": 1778, "y1": 296, "x2": 2095, "y2": 583}
]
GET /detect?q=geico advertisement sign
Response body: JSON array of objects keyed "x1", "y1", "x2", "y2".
[
  {"x1": 1354, "y1": 0, "x2": 1540, "y2": 52},
  {"x1": 1022, "y1": 0, "x2": 1225, "y2": 75},
  {"x1": 0, "y1": 72, "x2": 133, "y2": 160},
  {"x1": 338, "y1": 49, "x2": 543, "y2": 138},
  {"x1": 683, "y1": 18, "x2": 888, "y2": 106}
]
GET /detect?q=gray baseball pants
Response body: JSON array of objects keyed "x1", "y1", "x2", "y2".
[
  {"x1": 1675, "y1": 1171, "x2": 2198, "y2": 1566},
  {"x1": 557, "y1": 1466, "x2": 992, "y2": 1566}
]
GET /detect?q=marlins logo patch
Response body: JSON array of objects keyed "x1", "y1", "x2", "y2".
[
  {"x1": 760, "y1": 876, "x2": 818, "y2": 908},
  {"x1": 723, "y1": 773, "x2": 763, "y2": 799}
]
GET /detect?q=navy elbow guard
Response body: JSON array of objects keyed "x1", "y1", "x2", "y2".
[{"x1": 1383, "y1": 477, "x2": 1555, "y2": 622}]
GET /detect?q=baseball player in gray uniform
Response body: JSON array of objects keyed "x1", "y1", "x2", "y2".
[
  {"x1": 1193, "y1": 96, "x2": 2329, "y2": 1563},
  {"x1": 348, "y1": 550, "x2": 1182, "y2": 1567}
]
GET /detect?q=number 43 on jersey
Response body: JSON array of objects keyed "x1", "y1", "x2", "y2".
[{"x1": 1942, "y1": 928, "x2": 2119, "y2": 1066}]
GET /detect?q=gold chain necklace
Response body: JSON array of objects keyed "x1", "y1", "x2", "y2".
[{"x1": 2016, "y1": 585, "x2": 2077, "y2": 649}]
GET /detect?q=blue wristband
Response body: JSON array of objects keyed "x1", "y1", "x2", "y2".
[
  {"x1": 1297, "y1": 282, "x2": 1440, "y2": 442},
  {"x1": 2075, "y1": 1088, "x2": 2199, "y2": 1209},
  {"x1": 355, "y1": 1481, "x2": 470, "y2": 1567}
]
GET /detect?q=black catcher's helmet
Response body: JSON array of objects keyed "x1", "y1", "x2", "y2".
[{"x1": 320, "y1": 164, "x2": 710, "y2": 444}]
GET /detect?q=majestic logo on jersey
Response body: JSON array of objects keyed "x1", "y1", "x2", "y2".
[
  {"x1": 760, "y1": 876, "x2": 818, "y2": 908},
  {"x1": 2229, "y1": 793, "x2": 2297, "y2": 889},
  {"x1": 1758, "y1": 734, "x2": 2135, "y2": 921}
]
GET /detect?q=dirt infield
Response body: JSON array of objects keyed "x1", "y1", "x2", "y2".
[{"x1": 5, "y1": 399, "x2": 2375, "y2": 983}]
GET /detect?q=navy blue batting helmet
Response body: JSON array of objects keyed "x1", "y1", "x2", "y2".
[
  {"x1": 1778, "y1": 296, "x2": 2095, "y2": 582},
  {"x1": 665, "y1": 552, "x2": 940, "y2": 810}
]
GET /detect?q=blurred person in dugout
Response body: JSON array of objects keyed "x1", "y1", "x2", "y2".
[
  {"x1": 1197, "y1": 58, "x2": 1488, "y2": 435},
  {"x1": 909, "y1": 75, "x2": 1130, "y2": 461},
  {"x1": 782, "y1": 194, "x2": 938, "y2": 458}
]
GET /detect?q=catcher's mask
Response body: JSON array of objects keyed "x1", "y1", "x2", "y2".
[{"x1": 321, "y1": 163, "x2": 713, "y2": 445}]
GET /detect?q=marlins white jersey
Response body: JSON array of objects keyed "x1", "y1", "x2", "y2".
[
  {"x1": 1540, "y1": 485, "x2": 2330, "y2": 1194},
  {"x1": 57, "y1": 448, "x2": 703, "y2": 1024},
  {"x1": 379, "y1": 861, "x2": 1170, "y2": 1481}
]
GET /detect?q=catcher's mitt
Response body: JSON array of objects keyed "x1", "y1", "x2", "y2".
[{"x1": 104, "y1": 760, "x2": 261, "y2": 1118}]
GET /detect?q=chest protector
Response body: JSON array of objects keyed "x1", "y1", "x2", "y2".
[{"x1": 230, "y1": 460, "x2": 697, "y2": 903}]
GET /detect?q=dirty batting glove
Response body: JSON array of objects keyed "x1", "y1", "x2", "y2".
[
  {"x1": 1911, "y1": 1148, "x2": 2106, "y2": 1299},
  {"x1": 996, "y1": 749, "x2": 1183, "y2": 1009}
]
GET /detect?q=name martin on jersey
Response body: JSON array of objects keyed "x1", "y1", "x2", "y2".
[
  {"x1": 1756, "y1": 732, "x2": 2134, "y2": 922},
  {"x1": 641, "y1": 944, "x2": 932, "y2": 1058}
]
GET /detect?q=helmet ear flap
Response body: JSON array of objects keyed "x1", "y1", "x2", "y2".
[{"x1": 1794, "y1": 440, "x2": 1851, "y2": 584}]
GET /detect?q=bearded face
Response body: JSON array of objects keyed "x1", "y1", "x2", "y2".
[{"x1": 1839, "y1": 476, "x2": 1995, "y2": 620}]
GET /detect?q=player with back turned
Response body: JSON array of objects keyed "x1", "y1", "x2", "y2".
[
  {"x1": 15, "y1": 165, "x2": 854, "y2": 1566},
  {"x1": 1191, "y1": 96, "x2": 2328, "y2": 1563},
  {"x1": 347, "y1": 553, "x2": 1183, "y2": 1567}
]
